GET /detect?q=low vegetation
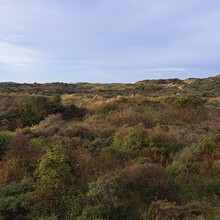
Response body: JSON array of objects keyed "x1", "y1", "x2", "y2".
[{"x1": 0, "y1": 75, "x2": 219, "y2": 219}]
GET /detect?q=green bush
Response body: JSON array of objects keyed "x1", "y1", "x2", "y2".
[
  {"x1": 35, "y1": 144, "x2": 77, "y2": 217},
  {"x1": 178, "y1": 95, "x2": 186, "y2": 107},
  {"x1": 19, "y1": 95, "x2": 49, "y2": 126},
  {"x1": 0, "y1": 179, "x2": 33, "y2": 219},
  {"x1": 167, "y1": 161, "x2": 188, "y2": 176},
  {"x1": 0, "y1": 132, "x2": 12, "y2": 159},
  {"x1": 191, "y1": 137, "x2": 216, "y2": 156},
  {"x1": 95, "y1": 101, "x2": 118, "y2": 115},
  {"x1": 169, "y1": 137, "x2": 216, "y2": 175},
  {"x1": 87, "y1": 176, "x2": 119, "y2": 209},
  {"x1": 112, "y1": 123, "x2": 146, "y2": 154},
  {"x1": 80, "y1": 204, "x2": 105, "y2": 220},
  {"x1": 199, "y1": 176, "x2": 220, "y2": 196}
]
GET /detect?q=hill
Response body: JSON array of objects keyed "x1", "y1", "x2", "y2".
[{"x1": 0, "y1": 74, "x2": 219, "y2": 97}]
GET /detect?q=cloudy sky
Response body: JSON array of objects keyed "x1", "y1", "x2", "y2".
[{"x1": 0, "y1": 0, "x2": 220, "y2": 83}]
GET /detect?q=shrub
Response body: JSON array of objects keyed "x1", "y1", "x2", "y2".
[
  {"x1": 118, "y1": 164, "x2": 179, "y2": 204},
  {"x1": 95, "y1": 101, "x2": 118, "y2": 115},
  {"x1": 198, "y1": 176, "x2": 220, "y2": 196},
  {"x1": 87, "y1": 176, "x2": 119, "y2": 209},
  {"x1": 0, "y1": 179, "x2": 33, "y2": 219},
  {"x1": 146, "y1": 135, "x2": 172, "y2": 158},
  {"x1": 191, "y1": 137, "x2": 216, "y2": 156},
  {"x1": 167, "y1": 161, "x2": 188, "y2": 176},
  {"x1": 178, "y1": 95, "x2": 186, "y2": 107},
  {"x1": 62, "y1": 104, "x2": 86, "y2": 120},
  {"x1": 19, "y1": 95, "x2": 49, "y2": 126},
  {"x1": 169, "y1": 137, "x2": 217, "y2": 176},
  {"x1": 0, "y1": 132, "x2": 12, "y2": 159},
  {"x1": 0, "y1": 134, "x2": 31, "y2": 185},
  {"x1": 34, "y1": 144, "x2": 76, "y2": 217},
  {"x1": 112, "y1": 123, "x2": 146, "y2": 154},
  {"x1": 148, "y1": 200, "x2": 207, "y2": 220},
  {"x1": 80, "y1": 204, "x2": 105, "y2": 220}
]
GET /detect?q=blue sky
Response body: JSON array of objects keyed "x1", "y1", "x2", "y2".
[{"x1": 0, "y1": 0, "x2": 220, "y2": 83}]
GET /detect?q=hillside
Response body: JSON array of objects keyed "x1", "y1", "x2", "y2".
[
  {"x1": 0, "y1": 75, "x2": 219, "y2": 219},
  {"x1": 0, "y1": 74, "x2": 219, "y2": 97}
]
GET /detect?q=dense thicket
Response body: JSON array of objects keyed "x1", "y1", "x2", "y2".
[{"x1": 0, "y1": 75, "x2": 219, "y2": 219}]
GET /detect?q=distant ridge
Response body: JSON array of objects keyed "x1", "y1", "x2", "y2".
[{"x1": 0, "y1": 74, "x2": 219, "y2": 97}]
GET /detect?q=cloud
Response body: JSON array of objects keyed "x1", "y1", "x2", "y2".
[
  {"x1": 0, "y1": 42, "x2": 39, "y2": 69},
  {"x1": 0, "y1": 0, "x2": 220, "y2": 82},
  {"x1": 143, "y1": 68, "x2": 189, "y2": 72}
]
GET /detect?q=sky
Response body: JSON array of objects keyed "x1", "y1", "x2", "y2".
[{"x1": 0, "y1": 0, "x2": 220, "y2": 83}]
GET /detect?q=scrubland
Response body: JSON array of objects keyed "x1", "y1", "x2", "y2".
[{"x1": 0, "y1": 75, "x2": 219, "y2": 219}]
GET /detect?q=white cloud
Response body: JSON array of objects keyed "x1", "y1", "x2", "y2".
[
  {"x1": 0, "y1": 42, "x2": 39, "y2": 69},
  {"x1": 143, "y1": 68, "x2": 189, "y2": 72},
  {"x1": 0, "y1": 0, "x2": 220, "y2": 82}
]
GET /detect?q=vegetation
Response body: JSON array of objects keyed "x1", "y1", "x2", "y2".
[{"x1": 0, "y1": 75, "x2": 219, "y2": 219}]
